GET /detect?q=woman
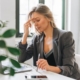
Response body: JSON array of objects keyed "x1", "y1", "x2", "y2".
[{"x1": 18, "y1": 4, "x2": 80, "y2": 80}]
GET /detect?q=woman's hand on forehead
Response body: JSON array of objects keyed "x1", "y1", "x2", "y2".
[{"x1": 29, "y1": 18, "x2": 36, "y2": 23}]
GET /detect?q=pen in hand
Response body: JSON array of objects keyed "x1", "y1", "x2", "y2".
[{"x1": 36, "y1": 53, "x2": 40, "y2": 71}]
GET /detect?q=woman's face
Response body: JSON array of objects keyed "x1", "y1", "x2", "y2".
[{"x1": 31, "y1": 12, "x2": 50, "y2": 33}]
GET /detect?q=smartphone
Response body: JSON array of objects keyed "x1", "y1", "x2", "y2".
[{"x1": 25, "y1": 75, "x2": 48, "y2": 80}]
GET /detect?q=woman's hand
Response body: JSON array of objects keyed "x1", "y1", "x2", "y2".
[
  {"x1": 24, "y1": 19, "x2": 33, "y2": 36},
  {"x1": 36, "y1": 59, "x2": 61, "y2": 73},
  {"x1": 36, "y1": 59, "x2": 50, "y2": 70},
  {"x1": 21, "y1": 19, "x2": 33, "y2": 44}
]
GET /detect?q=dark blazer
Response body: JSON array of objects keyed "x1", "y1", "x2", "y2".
[{"x1": 18, "y1": 28, "x2": 80, "y2": 80}]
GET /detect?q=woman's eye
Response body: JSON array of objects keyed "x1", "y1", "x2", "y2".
[
  {"x1": 36, "y1": 20, "x2": 40, "y2": 22},
  {"x1": 32, "y1": 19, "x2": 40, "y2": 23}
]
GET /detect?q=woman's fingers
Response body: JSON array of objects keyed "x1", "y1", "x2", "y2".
[
  {"x1": 25, "y1": 18, "x2": 34, "y2": 26},
  {"x1": 24, "y1": 18, "x2": 34, "y2": 34},
  {"x1": 24, "y1": 21, "x2": 31, "y2": 28},
  {"x1": 37, "y1": 59, "x2": 49, "y2": 70},
  {"x1": 40, "y1": 63, "x2": 47, "y2": 69},
  {"x1": 38, "y1": 60, "x2": 46, "y2": 68}
]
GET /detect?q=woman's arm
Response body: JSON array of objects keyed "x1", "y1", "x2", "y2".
[
  {"x1": 18, "y1": 40, "x2": 34, "y2": 63},
  {"x1": 18, "y1": 19, "x2": 34, "y2": 62},
  {"x1": 58, "y1": 31, "x2": 75, "y2": 76},
  {"x1": 48, "y1": 66, "x2": 61, "y2": 73}
]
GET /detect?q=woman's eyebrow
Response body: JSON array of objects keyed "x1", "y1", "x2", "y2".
[
  {"x1": 33, "y1": 17, "x2": 40, "y2": 20},
  {"x1": 31, "y1": 17, "x2": 40, "y2": 22}
]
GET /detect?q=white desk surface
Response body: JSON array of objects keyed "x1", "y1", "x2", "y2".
[{"x1": 0, "y1": 65, "x2": 76, "y2": 80}]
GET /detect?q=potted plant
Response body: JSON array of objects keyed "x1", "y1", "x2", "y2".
[{"x1": 0, "y1": 20, "x2": 21, "y2": 76}]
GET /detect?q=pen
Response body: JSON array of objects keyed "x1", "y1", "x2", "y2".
[{"x1": 36, "y1": 53, "x2": 40, "y2": 71}]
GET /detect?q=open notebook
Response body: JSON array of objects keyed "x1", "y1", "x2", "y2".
[
  {"x1": 1, "y1": 60, "x2": 32, "y2": 75},
  {"x1": 4, "y1": 64, "x2": 32, "y2": 75}
]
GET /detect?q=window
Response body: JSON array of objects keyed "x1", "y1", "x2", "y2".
[{"x1": 16, "y1": 0, "x2": 65, "y2": 37}]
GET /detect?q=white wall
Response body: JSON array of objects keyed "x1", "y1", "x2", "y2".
[
  {"x1": 65, "y1": 0, "x2": 80, "y2": 54},
  {"x1": 78, "y1": 5, "x2": 80, "y2": 54},
  {"x1": 0, "y1": 0, "x2": 1, "y2": 19},
  {"x1": 0, "y1": 0, "x2": 15, "y2": 47},
  {"x1": 64, "y1": 0, "x2": 80, "y2": 54}
]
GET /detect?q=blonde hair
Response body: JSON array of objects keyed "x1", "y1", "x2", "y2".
[{"x1": 28, "y1": 4, "x2": 56, "y2": 28}]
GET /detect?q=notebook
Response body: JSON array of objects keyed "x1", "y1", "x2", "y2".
[
  {"x1": 3, "y1": 64, "x2": 32, "y2": 75},
  {"x1": 1, "y1": 60, "x2": 32, "y2": 75}
]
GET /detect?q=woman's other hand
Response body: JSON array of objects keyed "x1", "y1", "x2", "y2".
[{"x1": 36, "y1": 59, "x2": 50, "y2": 71}]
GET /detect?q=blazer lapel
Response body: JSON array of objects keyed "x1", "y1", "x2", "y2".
[
  {"x1": 53, "y1": 28, "x2": 59, "y2": 65},
  {"x1": 36, "y1": 33, "x2": 44, "y2": 58}
]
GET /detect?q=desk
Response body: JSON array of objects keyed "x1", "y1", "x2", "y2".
[{"x1": 0, "y1": 65, "x2": 75, "y2": 80}]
